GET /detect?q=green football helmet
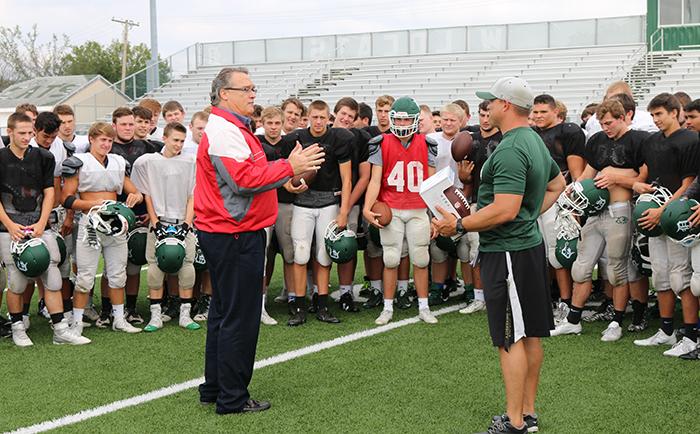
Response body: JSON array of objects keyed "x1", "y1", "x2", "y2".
[
  {"x1": 11, "y1": 237, "x2": 50, "y2": 278},
  {"x1": 633, "y1": 186, "x2": 672, "y2": 237},
  {"x1": 155, "y1": 237, "x2": 186, "y2": 274},
  {"x1": 435, "y1": 235, "x2": 457, "y2": 255},
  {"x1": 389, "y1": 96, "x2": 420, "y2": 138},
  {"x1": 555, "y1": 236, "x2": 578, "y2": 269},
  {"x1": 55, "y1": 233, "x2": 67, "y2": 267},
  {"x1": 324, "y1": 221, "x2": 358, "y2": 264},
  {"x1": 660, "y1": 198, "x2": 700, "y2": 247},
  {"x1": 557, "y1": 179, "x2": 610, "y2": 217},
  {"x1": 127, "y1": 227, "x2": 148, "y2": 266},
  {"x1": 368, "y1": 224, "x2": 381, "y2": 246},
  {"x1": 630, "y1": 233, "x2": 652, "y2": 277},
  {"x1": 88, "y1": 201, "x2": 137, "y2": 237}
]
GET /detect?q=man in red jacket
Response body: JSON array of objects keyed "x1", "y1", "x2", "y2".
[{"x1": 194, "y1": 67, "x2": 324, "y2": 415}]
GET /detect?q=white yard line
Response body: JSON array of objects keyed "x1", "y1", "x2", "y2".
[{"x1": 7, "y1": 304, "x2": 465, "y2": 434}]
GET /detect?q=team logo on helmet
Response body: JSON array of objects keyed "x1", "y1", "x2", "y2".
[
  {"x1": 324, "y1": 221, "x2": 358, "y2": 264},
  {"x1": 11, "y1": 237, "x2": 51, "y2": 278}
]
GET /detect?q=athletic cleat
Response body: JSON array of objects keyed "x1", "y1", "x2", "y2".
[
  {"x1": 22, "y1": 315, "x2": 30, "y2": 331},
  {"x1": 550, "y1": 320, "x2": 582, "y2": 336},
  {"x1": 308, "y1": 293, "x2": 319, "y2": 313},
  {"x1": 287, "y1": 308, "x2": 306, "y2": 327},
  {"x1": 162, "y1": 298, "x2": 180, "y2": 323},
  {"x1": 582, "y1": 300, "x2": 614, "y2": 323},
  {"x1": 112, "y1": 317, "x2": 142, "y2": 333},
  {"x1": 274, "y1": 288, "x2": 288, "y2": 304},
  {"x1": 179, "y1": 303, "x2": 201, "y2": 330},
  {"x1": 125, "y1": 308, "x2": 145, "y2": 325},
  {"x1": 418, "y1": 308, "x2": 438, "y2": 324},
  {"x1": 339, "y1": 292, "x2": 359, "y2": 312},
  {"x1": 144, "y1": 306, "x2": 163, "y2": 332},
  {"x1": 663, "y1": 337, "x2": 698, "y2": 357},
  {"x1": 600, "y1": 321, "x2": 622, "y2": 342},
  {"x1": 193, "y1": 296, "x2": 210, "y2": 322},
  {"x1": 84, "y1": 306, "x2": 100, "y2": 322},
  {"x1": 395, "y1": 290, "x2": 412, "y2": 309},
  {"x1": 0, "y1": 315, "x2": 11, "y2": 339},
  {"x1": 53, "y1": 319, "x2": 91, "y2": 345},
  {"x1": 375, "y1": 309, "x2": 393, "y2": 325},
  {"x1": 552, "y1": 302, "x2": 569, "y2": 324},
  {"x1": 363, "y1": 289, "x2": 383, "y2": 309},
  {"x1": 492, "y1": 413, "x2": 539, "y2": 433},
  {"x1": 428, "y1": 285, "x2": 443, "y2": 306},
  {"x1": 679, "y1": 346, "x2": 700, "y2": 360},
  {"x1": 407, "y1": 282, "x2": 417, "y2": 299},
  {"x1": 634, "y1": 329, "x2": 677, "y2": 347},
  {"x1": 359, "y1": 278, "x2": 372, "y2": 298},
  {"x1": 460, "y1": 299, "x2": 487, "y2": 314},
  {"x1": 38, "y1": 299, "x2": 50, "y2": 320},
  {"x1": 627, "y1": 318, "x2": 649, "y2": 333},
  {"x1": 95, "y1": 312, "x2": 112, "y2": 329},
  {"x1": 11, "y1": 322, "x2": 33, "y2": 347},
  {"x1": 315, "y1": 307, "x2": 340, "y2": 323},
  {"x1": 478, "y1": 419, "x2": 527, "y2": 434},
  {"x1": 260, "y1": 308, "x2": 278, "y2": 325},
  {"x1": 70, "y1": 321, "x2": 87, "y2": 339}
]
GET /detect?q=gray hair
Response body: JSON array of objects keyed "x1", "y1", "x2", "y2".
[{"x1": 210, "y1": 67, "x2": 249, "y2": 106}]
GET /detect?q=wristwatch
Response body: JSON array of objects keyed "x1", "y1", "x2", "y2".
[{"x1": 455, "y1": 217, "x2": 466, "y2": 235}]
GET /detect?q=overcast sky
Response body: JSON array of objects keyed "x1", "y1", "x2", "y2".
[{"x1": 0, "y1": 0, "x2": 647, "y2": 56}]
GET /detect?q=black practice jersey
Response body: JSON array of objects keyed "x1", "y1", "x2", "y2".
[
  {"x1": 145, "y1": 139, "x2": 164, "y2": 153},
  {"x1": 585, "y1": 129, "x2": 648, "y2": 172},
  {"x1": 364, "y1": 125, "x2": 389, "y2": 138},
  {"x1": 1, "y1": 135, "x2": 9, "y2": 147},
  {"x1": 642, "y1": 128, "x2": 700, "y2": 192},
  {"x1": 111, "y1": 139, "x2": 157, "y2": 216},
  {"x1": 466, "y1": 130, "x2": 502, "y2": 203},
  {"x1": 283, "y1": 128, "x2": 352, "y2": 192},
  {"x1": 0, "y1": 146, "x2": 55, "y2": 229},
  {"x1": 461, "y1": 125, "x2": 481, "y2": 133},
  {"x1": 349, "y1": 128, "x2": 370, "y2": 186},
  {"x1": 533, "y1": 122, "x2": 585, "y2": 182},
  {"x1": 257, "y1": 134, "x2": 295, "y2": 204}
]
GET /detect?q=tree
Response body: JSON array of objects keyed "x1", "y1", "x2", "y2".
[{"x1": 0, "y1": 24, "x2": 70, "y2": 89}]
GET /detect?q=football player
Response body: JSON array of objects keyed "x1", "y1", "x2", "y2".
[
  {"x1": 0, "y1": 112, "x2": 88, "y2": 346},
  {"x1": 131, "y1": 122, "x2": 200, "y2": 332},
  {"x1": 363, "y1": 96, "x2": 438, "y2": 325},
  {"x1": 332, "y1": 97, "x2": 370, "y2": 312},
  {"x1": 633, "y1": 93, "x2": 700, "y2": 357},
  {"x1": 281, "y1": 98, "x2": 304, "y2": 134},
  {"x1": 532, "y1": 94, "x2": 586, "y2": 318},
  {"x1": 459, "y1": 100, "x2": 502, "y2": 314},
  {"x1": 286, "y1": 100, "x2": 353, "y2": 326},
  {"x1": 61, "y1": 121, "x2": 144, "y2": 336},
  {"x1": 551, "y1": 99, "x2": 648, "y2": 341}
]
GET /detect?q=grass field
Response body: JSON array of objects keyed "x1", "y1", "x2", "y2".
[{"x1": 1, "y1": 259, "x2": 699, "y2": 434}]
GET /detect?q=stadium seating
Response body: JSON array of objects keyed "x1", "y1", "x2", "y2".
[
  {"x1": 634, "y1": 49, "x2": 700, "y2": 108},
  {"x1": 145, "y1": 44, "x2": 646, "y2": 122}
]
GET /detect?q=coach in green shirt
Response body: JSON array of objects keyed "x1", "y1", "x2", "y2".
[{"x1": 433, "y1": 77, "x2": 565, "y2": 434}]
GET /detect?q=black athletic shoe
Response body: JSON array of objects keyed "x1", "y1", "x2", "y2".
[
  {"x1": 680, "y1": 347, "x2": 700, "y2": 360},
  {"x1": 428, "y1": 284, "x2": 443, "y2": 306},
  {"x1": 339, "y1": 292, "x2": 359, "y2": 312},
  {"x1": 307, "y1": 293, "x2": 319, "y2": 313},
  {"x1": 215, "y1": 398, "x2": 271, "y2": 415},
  {"x1": 359, "y1": 277, "x2": 372, "y2": 298},
  {"x1": 95, "y1": 312, "x2": 112, "y2": 328},
  {"x1": 407, "y1": 282, "x2": 417, "y2": 299},
  {"x1": 363, "y1": 289, "x2": 383, "y2": 309},
  {"x1": 287, "y1": 308, "x2": 306, "y2": 326},
  {"x1": 492, "y1": 414, "x2": 538, "y2": 433},
  {"x1": 479, "y1": 419, "x2": 527, "y2": 434},
  {"x1": 316, "y1": 307, "x2": 340, "y2": 323},
  {"x1": 125, "y1": 308, "x2": 145, "y2": 325},
  {"x1": 444, "y1": 278, "x2": 458, "y2": 297},
  {"x1": 395, "y1": 290, "x2": 412, "y2": 309},
  {"x1": 0, "y1": 315, "x2": 11, "y2": 339},
  {"x1": 163, "y1": 297, "x2": 180, "y2": 322}
]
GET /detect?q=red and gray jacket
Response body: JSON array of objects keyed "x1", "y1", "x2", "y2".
[{"x1": 194, "y1": 106, "x2": 293, "y2": 233}]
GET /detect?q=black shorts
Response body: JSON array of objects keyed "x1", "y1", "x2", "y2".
[{"x1": 479, "y1": 242, "x2": 554, "y2": 348}]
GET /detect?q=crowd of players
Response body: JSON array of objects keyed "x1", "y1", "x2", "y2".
[{"x1": 1, "y1": 77, "x2": 700, "y2": 363}]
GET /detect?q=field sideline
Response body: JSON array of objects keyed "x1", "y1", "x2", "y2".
[{"x1": 1, "y1": 261, "x2": 698, "y2": 433}]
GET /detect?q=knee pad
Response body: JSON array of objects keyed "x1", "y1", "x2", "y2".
[
  {"x1": 383, "y1": 246, "x2": 401, "y2": 269},
  {"x1": 126, "y1": 261, "x2": 142, "y2": 276},
  {"x1": 411, "y1": 245, "x2": 430, "y2": 268},
  {"x1": 429, "y1": 241, "x2": 448, "y2": 264},
  {"x1": 75, "y1": 272, "x2": 94, "y2": 294},
  {"x1": 147, "y1": 264, "x2": 165, "y2": 290},
  {"x1": 293, "y1": 238, "x2": 312, "y2": 265},
  {"x1": 670, "y1": 271, "x2": 689, "y2": 296},
  {"x1": 7, "y1": 269, "x2": 28, "y2": 294},
  {"x1": 43, "y1": 266, "x2": 63, "y2": 292},
  {"x1": 107, "y1": 269, "x2": 127, "y2": 289},
  {"x1": 571, "y1": 260, "x2": 593, "y2": 284},
  {"x1": 178, "y1": 263, "x2": 196, "y2": 289}
]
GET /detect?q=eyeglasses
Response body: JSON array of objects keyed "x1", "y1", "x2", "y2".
[{"x1": 224, "y1": 86, "x2": 258, "y2": 94}]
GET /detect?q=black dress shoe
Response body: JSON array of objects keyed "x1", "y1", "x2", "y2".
[
  {"x1": 240, "y1": 399, "x2": 271, "y2": 413},
  {"x1": 287, "y1": 308, "x2": 306, "y2": 326},
  {"x1": 316, "y1": 307, "x2": 340, "y2": 323}
]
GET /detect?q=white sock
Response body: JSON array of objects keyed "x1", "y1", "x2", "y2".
[
  {"x1": 474, "y1": 289, "x2": 484, "y2": 302},
  {"x1": 418, "y1": 297, "x2": 429, "y2": 310},
  {"x1": 397, "y1": 280, "x2": 408, "y2": 295},
  {"x1": 112, "y1": 304, "x2": 125, "y2": 320},
  {"x1": 312, "y1": 285, "x2": 319, "y2": 295},
  {"x1": 370, "y1": 280, "x2": 382, "y2": 292},
  {"x1": 383, "y1": 299, "x2": 394, "y2": 312},
  {"x1": 73, "y1": 308, "x2": 84, "y2": 325},
  {"x1": 340, "y1": 285, "x2": 352, "y2": 295}
]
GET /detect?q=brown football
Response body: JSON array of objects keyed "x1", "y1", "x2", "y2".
[
  {"x1": 371, "y1": 201, "x2": 393, "y2": 226},
  {"x1": 451, "y1": 131, "x2": 474, "y2": 162},
  {"x1": 443, "y1": 186, "x2": 471, "y2": 218},
  {"x1": 290, "y1": 170, "x2": 317, "y2": 188}
]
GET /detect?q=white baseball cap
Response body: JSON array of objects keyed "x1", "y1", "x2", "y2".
[{"x1": 476, "y1": 77, "x2": 534, "y2": 110}]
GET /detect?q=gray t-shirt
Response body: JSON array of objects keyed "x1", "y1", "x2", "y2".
[{"x1": 131, "y1": 152, "x2": 195, "y2": 221}]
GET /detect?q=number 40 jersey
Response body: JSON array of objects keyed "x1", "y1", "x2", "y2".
[{"x1": 368, "y1": 133, "x2": 437, "y2": 210}]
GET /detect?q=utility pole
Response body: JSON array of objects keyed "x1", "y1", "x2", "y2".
[
  {"x1": 112, "y1": 17, "x2": 140, "y2": 94},
  {"x1": 147, "y1": 0, "x2": 159, "y2": 92}
]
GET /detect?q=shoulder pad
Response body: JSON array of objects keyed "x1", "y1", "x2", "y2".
[
  {"x1": 425, "y1": 135, "x2": 439, "y2": 146},
  {"x1": 61, "y1": 156, "x2": 83, "y2": 177},
  {"x1": 368, "y1": 134, "x2": 383, "y2": 145},
  {"x1": 62, "y1": 140, "x2": 76, "y2": 155}
]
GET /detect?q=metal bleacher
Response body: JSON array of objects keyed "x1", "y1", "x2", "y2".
[{"x1": 146, "y1": 43, "x2": 646, "y2": 123}]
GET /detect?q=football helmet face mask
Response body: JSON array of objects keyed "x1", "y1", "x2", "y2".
[
  {"x1": 324, "y1": 221, "x2": 358, "y2": 264},
  {"x1": 630, "y1": 233, "x2": 652, "y2": 277},
  {"x1": 557, "y1": 179, "x2": 610, "y2": 217},
  {"x1": 154, "y1": 237, "x2": 186, "y2": 274},
  {"x1": 127, "y1": 227, "x2": 148, "y2": 266},
  {"x1": 660, "y1": 198, "x2": 700, "y2": 247},
  {"x1": 88, "y1": 201, "x2": 136, "y2": 237},
  {"x1": 193, "y1": 243, "x2": 207, "y2": 271},
  {"x1": 389, "y1": 97, "x2": 420, "y2": 138},
  {"x1": 11, "y1": 237, "x2": 51, "y2": 278},
  {"x1": 555, "y1": 212, "x2": 581, "y2": 241}
]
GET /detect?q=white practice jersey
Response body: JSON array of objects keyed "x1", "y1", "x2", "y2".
[
  {"x1": 75, "y1": 153, "x2": 126, "y2": 194},
  {"x1": 427, "y1": 131, "x2": 463, "y2": 188},
  {"x1": 131, "y1": 152, "x2": 195, "y2": 221}
]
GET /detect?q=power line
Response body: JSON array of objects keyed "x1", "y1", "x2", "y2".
[{"x1": 111, "y1": 17, "x2": 140, "y2": 92}]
